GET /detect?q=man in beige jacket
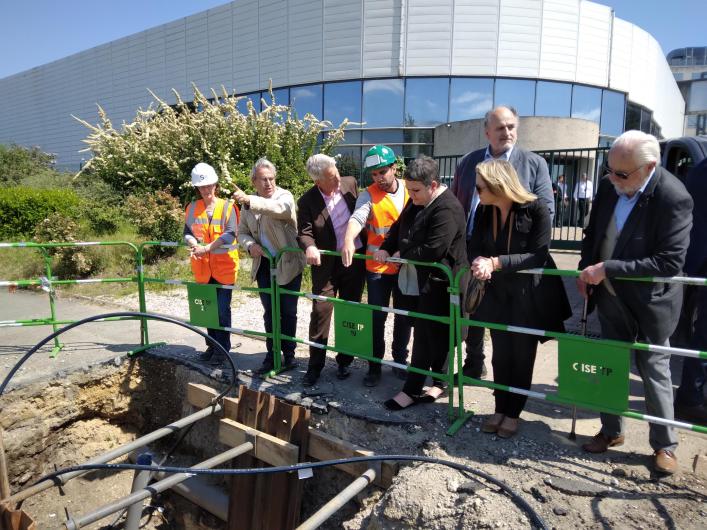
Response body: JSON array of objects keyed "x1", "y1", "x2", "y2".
[{"x1": 234, "y1": 158, "x2": 306, "y2": 374}]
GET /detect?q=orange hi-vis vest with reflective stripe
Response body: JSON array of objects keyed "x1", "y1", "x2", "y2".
[
  {"x1": 185, "y1": 198, "x2": 240, "y2": 285},
  {"x1": 365, "y1": 180, "x2": 408, "y2": 274}
]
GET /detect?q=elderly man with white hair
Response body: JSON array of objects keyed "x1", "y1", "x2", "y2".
[
  {"x1": 297, "y1": 154, "x2": 366, "y2": 387},
  {"x1": 577, "y1": 130, "x2": 693, "y2": 474}
]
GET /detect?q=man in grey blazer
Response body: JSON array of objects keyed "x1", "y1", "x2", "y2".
[
  {"x1": 578, "y1": 130, "x2": 693, "y2": 475},
  {"x1": 452, "y1": 106, "x2": 554, "y2": 379}
]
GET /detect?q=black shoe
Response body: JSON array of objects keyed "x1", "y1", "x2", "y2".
[
  {"x1": 363, "y1": 371, "x2": 381, "y2": 387},
  {"x1": 280, "y1": 358, "x2": 297, "y2": 372},
  {"x1": 256, "y1": 361, "x2": 274, "y2": 375},
  {"x1": 303, "y1": 370, "x2": 319, "y2": 387},
  {"x1": 674, "y1": 403, "x2": 707, "y2": 423},
  {"x1": 336, "y1": 365, "x2": 351, "y2": 380},
  {"x1": 463, "y1": 363, "x2": 487, "y2": 379},
  {"x1": 207, "y1": 355, "x2": 225, "y2": 367},
  {"x1": 198, "y1": 346, "x2": 215, "y2": 362}
]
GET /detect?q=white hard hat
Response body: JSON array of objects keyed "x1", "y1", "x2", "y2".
[{"x1": 191, "y1": 162, "x2": 218, "y2": 187}]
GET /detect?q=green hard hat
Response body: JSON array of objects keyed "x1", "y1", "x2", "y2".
[{"x1": 363, "y1": 145, "x2": 396, "y2": 173}]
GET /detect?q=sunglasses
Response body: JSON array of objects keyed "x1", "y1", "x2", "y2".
[{"x1": 603, "y1": 164, "x2": 644, "y2": 180}]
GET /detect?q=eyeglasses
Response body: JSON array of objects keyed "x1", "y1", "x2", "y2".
[{"x1": 603, "y1": 164, "x2": 644, "y2": 180}]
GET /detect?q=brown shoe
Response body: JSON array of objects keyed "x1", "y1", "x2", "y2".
[
  {"x1": 654, "y1": 449, "x2": 678, "y2": 475},
  {"x1": 582, "y1": 432, "x2": 625, "y2": 453},
  {"x1": 497, "y1": 417, "x2": 519, "y2": 439},
  {"x1": 481, "y1": 413, "x2": 505, "y2": 434}
]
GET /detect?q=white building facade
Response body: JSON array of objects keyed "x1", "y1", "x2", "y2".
[{"x1": 0, "y1": 0, "x2": 684, "y2": 169}]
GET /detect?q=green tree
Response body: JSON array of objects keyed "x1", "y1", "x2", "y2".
[
  {"x1": 75, "y1": 85, "x2": 348, "y2": 202},
  {"x1": 0, "y1": 144, "x2": 56, "y2": 185}
]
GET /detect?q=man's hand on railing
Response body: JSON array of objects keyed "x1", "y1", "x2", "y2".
[
  {"x1": 248, "y1": 243, "x2": 264, "y2": 258},
  {"x1": 341, "y1": 239, "x2": 356, "y2": 267},
  {"x1": 372, "y1": 249, "x2": 389, "y2": 263},
  {"x1": 305, "y1": 245, "x2": 321, "y2": 266}
]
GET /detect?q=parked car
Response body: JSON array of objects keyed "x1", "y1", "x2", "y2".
[{"x1": 661, "y1": 135, "x2": 707, "y2": 183}]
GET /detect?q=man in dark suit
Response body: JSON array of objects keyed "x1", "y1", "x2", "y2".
[
  {"x1": 451, "y1": 106, "x2": 554, "y2": 379},
  {"x1": 297, "y1": 154, "x2": 366, "y2": 387},
  {"x1": 578, "y1": 130, "x2": 693, "y2": 475}
]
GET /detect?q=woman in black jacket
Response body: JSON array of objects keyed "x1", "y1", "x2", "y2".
[
  {"x1": 469, "y1": 159, "x2": 571, "y2": 437},
  {"x1": 373, "y1": 156, "x2": 468, "y2": 410}
]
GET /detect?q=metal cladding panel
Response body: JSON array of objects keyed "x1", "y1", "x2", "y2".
[
  {"x1": 233, "y1": 0, "x2": 260, "y2": 92},
  {"x1": 145, "y1": 28, "x2": 167, "y2": 100},
  {"x1": 362, "y1": 0, "x2": 402, "y2": 77},
  {"x1": 288, "y1": 0, "x2": 324, "y2": 85},
  {"x1": 164, "y1": 19, "x2": 188, "y2": 100},
  {"x1": 538, "y1": 0, "x2": 578, "y2": 82},
  {"x1": 575, "y1": 0, "x2": 610, "y2": 86},
  {"x1": 323, "y1": 0, "x2": 363, "y2": 80},
  {"x1": 259, "y1": 0, "x2": 289, "y2": 89},
  {"x1": 186, "y1": 13, "x2": 210, "y2": 93},
  {"x1": 497, "y1": 0, "x2": 542, "y2": 78},
  {"x1": 628, "y1": 25, "x2": 652, "y2": 110},
  {"x1": 608, "y1": 16, "x2": 631, "y2": 92},
  {"x1": 208, "y1": 4, "x2": 235, "y2": 89},
  {"x1": 451, "y1": 0, "x2": 499, "y2": 75},
  {"x1": 404, "y1": 0, "x2": 453, "y2": 74}
]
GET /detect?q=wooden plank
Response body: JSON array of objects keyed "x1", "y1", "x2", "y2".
[
  {"x1": 186, "y1": 383, "x2": 220, "y2": 409},
  {"x1": 219, "y1": 419, "x2": 299, "y2": 467},
  {"x1": 307, "y1": 429, "x2": 397, "y2": 488},
  {"x1": 223, "y1": 396, "x2": 239, "y2": 419}
]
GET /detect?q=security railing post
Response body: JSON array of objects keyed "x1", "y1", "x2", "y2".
[
  {"x1": 270, "y1": 251, "x2": 282, "y2": 372},
  {"x1": 136, "y1": 245, "x2": 149, "y2": 345},
  {"x1": 125, "y1": 452, "x2": 153, "y2": 530},
  {"x1": 447, "y1": 268, "x2": 459, "y2": 422},
  {"x1": 39, "y1": 247, "x2": 63, "y2": 356}
]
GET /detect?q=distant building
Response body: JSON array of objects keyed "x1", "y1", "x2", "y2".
[
  {"x1": 667, "y1": 47, "x2": 707, "y2": 136},
  {"x1": 0, "y1": 0, "x2": 685, "y2": 170}
]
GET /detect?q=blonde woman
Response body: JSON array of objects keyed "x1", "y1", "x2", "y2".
[{"x1": 468, "y1": 159, "x2": 570, "y2": 437}]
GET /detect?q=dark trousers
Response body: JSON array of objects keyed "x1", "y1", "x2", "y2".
[
  {"x1": 464, "y1": 324, "x2": 485, "y2": 373},
  {"x1": 403, "y1": 279, "x2": 450, "y2": 396},
  {"x1": 206, "y1": 278, "x2": 233, "y2": 354},
  {"x1": 575, "y1": 198, "x2": 590, "y2": 227},
  {"x1": 307, "y1": 258, "x2": 365, "y2": 374},
  {"x1": 366, "y1": 271, "x2": 413, "y2": 373},
  {"x1": 256, "y1": 262, "x2": 302, "y2": 363},
  {"x1": 676, "y1": 287, "x2": 707, "y2": 407},
  {"x1": 489, "y1": 329, "x2": 538, "y2": 418}
]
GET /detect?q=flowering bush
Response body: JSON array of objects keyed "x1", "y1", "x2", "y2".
[{"x1": 75, "y1": 85, "x2": 347, "y2": 202}]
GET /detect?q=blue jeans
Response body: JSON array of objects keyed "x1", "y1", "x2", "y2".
[
  {"x1": 207, "y1": 278, "x2": 233, "y2": 354},
  {"x1": 366, "y1": 271, "x2": 413, "y2": 372},
  {"x1": 256, "y1": 261, "x2": 302, "y2": 363},
  {"x1": 676, "y1": 287, "x2": 707, "y2": 407}
]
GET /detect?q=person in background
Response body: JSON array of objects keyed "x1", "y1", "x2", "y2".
[
  {"x1": 375, "y1": 155, "x2": 468, "y2": 410},
  {"x1": 573, "y1": 172, "x2": 594, "y2": 228},
  {"x1": 341, "y1": 145, "x2": 413, "y2": 386},
  {"x1": 184, "y1": 162, "x2": 240, "y2": 365},
  {"x1": 578, "y1": 131, "x2": 693, "y2": 475},
  {"x1": 452, "y1": 106, "x2": 554, "y2": 382},
  {"x1": 297, "y1": 154, "x2": 366, "y2": 387},
  {"x1": 234, "y1": 158, "x2": 306, "y2": 375},
  {"x1": 468, "y1": 159, "x2": 570, "y2": 438},
  {"x1": 554, "y1": 174, "x2": 568, "y2": 227}
]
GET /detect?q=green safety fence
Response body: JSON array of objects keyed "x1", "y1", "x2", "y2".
[
  {"x1": 136, "y1": 242, "x2": 281, "y2": 368},
  {"x1": 275, "y1": 247, "x2": 461, "y2": 421},
  {"x1": 0, "y1": 241, "x2": 145, "y2": 357},
  {"x1": 449, "y1": 266, "x2": 707, "y2": 436}
]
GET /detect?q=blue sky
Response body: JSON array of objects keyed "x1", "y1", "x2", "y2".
[{"x1": 0, "y1": 0, "x2": 704, "y2": 79}]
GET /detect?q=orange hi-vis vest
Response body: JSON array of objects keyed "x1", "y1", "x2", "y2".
[
  {"x1": 185, "y1": 197, "x2": 240, "y2": 285},
  {"x1": 365, "y1": 180, "x2": 408, "y2": 274}
]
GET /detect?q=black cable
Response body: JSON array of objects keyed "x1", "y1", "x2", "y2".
[
  {"x1": 35, "y1": 455, "x2": 548, "y2": 529},
  {"x1": 0, "y1": 311, "x2": 238, "y2": 400}
]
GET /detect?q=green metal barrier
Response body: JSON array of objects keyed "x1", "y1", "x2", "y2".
[
  {"x1": 0, "y1": 241, "x2": 143, "y2": 357},
  {"x1": 448, "y1": 266, "x2": 707, "y2": 436},
  {"x1": 275, "y1": 247, "x2": 460, "y2": 420},
  {"x1": 137, "y1": 242, "x2": 279, "y2": 364}
]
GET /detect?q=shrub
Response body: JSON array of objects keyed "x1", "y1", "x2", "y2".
[
  {"x1": 0, "y1": 144, "x2": 55, "y2": 185},
  {"x1": 0, "y1": 187, "x2": 81, "y2": 240},
  {"x1": 33, "y1": 213, "x2": 100, "y2": 278},
  {"x1": 77, "y1": 202, "x2": 124, "y2": 236},
  {"x1": 124, "y1": 190, "x2": 183, "y2": 262},
  {"x1": 75, "y1": 84, "x2": 348, "y2": 202}
]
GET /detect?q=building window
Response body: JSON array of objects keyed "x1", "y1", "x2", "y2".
[
  {"x1": 449, "y1": 78, "x2": 493, "y2": 122},
  {"x1": 324, "y1": 81, "x2": 362, "y2": 126},
  {"x1": 571, "y1": 85, "x2": 602, "y2": 123},
  {"x1": 494, "y1": 79, "x2": 535, "y2": 116},
  {"x1": 404, "y1": 78, "x2": 449, "y2": 126},
  {"x1": 688, "y1": 79, "x2": 707, "y2": 112},
  {"x1": 236, "y1": 92, "x2": 260, "y2": 114},
  {"x1": 535, "y1": 81, "x2": 571, "y2": 117},
  {"x1": 362, "y1": 79, "x2": 404, "y2": 128},
  {"x1": 290, "y1": 84, "x2": 323, "y2": 120},
  {"x1": 361, "y1": 129, "x2": 404, "y2": 146},
  {"x1": 640, "y1": 108, "x2": 652, "y2": 133},
  {"x1": 600, "y1": 90, "x2": 625, "y2": 137},
  {"x1": 261, "y1": 87, "x2": 289, "y2": 107},
  {"x1": 625, "y1": 102, "x2": 641, "y2": 130}
]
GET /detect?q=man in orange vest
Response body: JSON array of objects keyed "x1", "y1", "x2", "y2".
[
  {"x1": 342, "y1": 145, "x2": 413, "y2": 387},
  {"x1": 184, "y1": 162, "x2": 240, "y2": 365}
]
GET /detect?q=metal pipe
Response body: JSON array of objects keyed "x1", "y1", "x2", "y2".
[
  {"x1": 125, "y1": 453, "x2": 153, "y2": 530},
  {"x1": 7, "y1": 403, "x2": 221, "y2": 504},
  {"x1": 296, "y1": 468, "x2": 377, "y2": 530},
  {"x1": 64, "y1": 442, "x2": 252, "y2": 530}
]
